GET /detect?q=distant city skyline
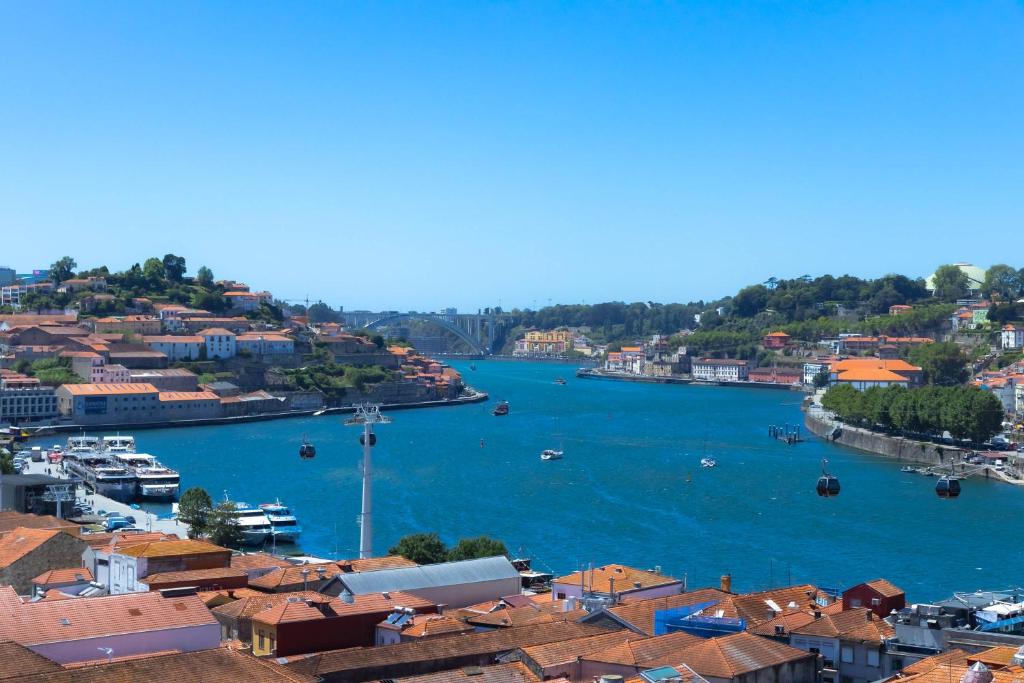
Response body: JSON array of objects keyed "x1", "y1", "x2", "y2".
[{"x1": 1, "y1": 2, "x2": 1021, "y2": 311}]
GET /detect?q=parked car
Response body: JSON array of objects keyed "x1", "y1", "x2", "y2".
[
  {"x1": 105, "y1": 518, "x2": 132, "y2": 532},
  {"x1": 124, "y1": 515, "x2": 137, "y2": 525}
]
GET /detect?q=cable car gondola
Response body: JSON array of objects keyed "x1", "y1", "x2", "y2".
[
  {"x1": 299, "y1": 434, "x2": 316, "y2": 460},
  {"x1": 935, "y1": 467, "x2": 961, "y2": 499},
  {"x1": 816, "y1": 458, "x2": 840, "y2": 498}
]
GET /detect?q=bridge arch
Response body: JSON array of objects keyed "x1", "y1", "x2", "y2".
[{"x1": 364, "y1": 314, "x2": 487, "y2": 355}]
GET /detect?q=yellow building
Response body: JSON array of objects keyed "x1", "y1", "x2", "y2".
[{"x1": 515, "y1": 329, "x2": 573, "y2": 356}]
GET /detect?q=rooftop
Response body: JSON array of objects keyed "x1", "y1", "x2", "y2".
[
  {"x1": 32, "y1": 567, "x2": 93, "y2": 585},
  {"x1": 117, "y1": 539, "x2": 229, "y2": 558},
  {"x1": 388, "y1": 661, "x2": 540, "y2": 683},
  {"x1": 0, "y1": 640, "x2": 63, "y2": 680},
  {"x1": 671, "y1": 631, "x2": 814, "y2": 679},
  {"x1": 0, "y1": 527, "x2": 61, "y2": 569},
  {"x1": 59, "y1": 383, "x2": 159, "y2": 396},
  {"x1": 553, "y1": 564, "x2": 681, "y2": 594},
  {"x1": 330, "y1": 555, "x2": 519, "y2": 596}
]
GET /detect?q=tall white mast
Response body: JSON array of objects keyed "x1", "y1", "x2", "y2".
[{"x1": 345, "y1": 404, "x2": 391, "y2": 559}]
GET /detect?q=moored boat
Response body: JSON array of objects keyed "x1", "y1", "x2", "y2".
[
  {"x1": 493, "y1": 401, "x2": 510, "y2": 416},
  {"x1": 259, "y1": 500, "x2": 302, "y2": 543},
  {"x1": 111, "y1": 453, "x2": 180, "y2": 500},
  {"x1": 554, "y1": 377, "x2": 567, "y2": 385},
  {"x1": 541, "y1": 449, "x2": 563, "y2": 461},
  {"x1": 701, "y1": 457, "x2": 716, "y2": 468},
  {"x1": 224, "y1": 495, "x2": 273, "y2": 546},
  {"x1": 63, "y1": 453, "x2": 137, "y2": 503}
]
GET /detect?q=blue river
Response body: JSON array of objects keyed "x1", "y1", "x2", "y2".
[{"x1": 74, "y1": 360, "x2": 1023, "y2": 601}]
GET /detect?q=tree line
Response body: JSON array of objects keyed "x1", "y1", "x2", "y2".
[{"x1": 821, "y1": 384, "x2": 1004, "y2": 444}]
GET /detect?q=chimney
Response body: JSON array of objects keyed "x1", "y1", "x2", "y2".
[
  {"x1": 339, "y1": 590, "x2": 354, "y2": 604},
  {"x1": 814, "y1": 610, "x2": 821, "y2": 619},
  {"x1": 608, "y1": 577, "x2": 615, "y2": 601},
  {"x1": 867, "y1": 610, "x2": 873, "y2": 622},
  {"x1": 720, "y1": 574, "x2": 732, "y2": 593},
  {"x1": 633, "y1": 582, "x2": 642, "y2": 590}
]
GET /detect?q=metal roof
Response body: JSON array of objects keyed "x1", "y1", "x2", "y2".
[{"x1": 334, "y1": 556, "x2": 519, "y2": 595}]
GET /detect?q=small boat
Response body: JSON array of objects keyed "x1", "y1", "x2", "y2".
[
  {"x1": 541, "y1": 449, "x2": 563, "y2": 461},
  {"x1": 492, "y1": 401, "x2": 509, "y2": 416},
  {"x1": 700, "y1": 458, "x2": 716, "y2": 468},
  {"x1": 313, "y1": 409, "x2": 327, "y2": 416},
  {"x1": 554, "y1": 377, "x2": 567, "y2": 385},
  {"x1": 900, "y1": 465, "x2": 916, "y2": 473},
  {"x1": 259, "y1": 499, "x2": 302, "y2": 543}
]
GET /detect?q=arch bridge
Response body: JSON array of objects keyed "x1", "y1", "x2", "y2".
[{"x1": 363, "y1": 312, "x2": 515, "y2": 355}]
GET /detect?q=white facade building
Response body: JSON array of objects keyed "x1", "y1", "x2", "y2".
[
  {"x1": 692, "y1": 358, "x2": 749, "y2": 381},
  {"x1": 1002, "y1": 325, "x2": 1024, "y2": 350},
  {"x1": 198, "y1": 328, "x2": 236, "y2": 359},
  {"x1": 143, "y1": 336, "x2": 204, "y2": 361}
]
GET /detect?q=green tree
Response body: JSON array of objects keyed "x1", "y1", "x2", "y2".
[
  {"x1": 908, "y1": 342, "x2": 969, "y2": 387},
  {"x1": 142, "y1": 257, "x2": 166, "y2": 284},
  {"x1": 205, "y1": 501, "x2": 242, "y2": 547},
  {"x1": 192, "y1": 289, "x2": 227, "y2": 312},
  {"x1": 196, "y1": 266, "x2": 215, "y2": 288},
  {"x1": 388, "y1": 533, "x2": 448, "y2": 564},
  {"x1": 162, "y1": 254, "x2": 187, "y2": 282},
  {"x1": 931, "y1": 264, "x2": 970, "y2": 302},
  {"x1": 812, "y1": 370, "x2": 830, "y2": 389},
  {"x1": 447, "y1": 535, "x2": 508, "y2": 562},
  {"x1": 49, "y1": 256, "x2": 77, "y2": 284},
  {"x1": 982, "y1": 264, "x2": 1022, "y2": 300},
  {"x1": 177, "y1": 486, "x2": 213, "y2": 539},
  {"x1": 0, "y1": 449, "x2": 15, "y2": 475}
]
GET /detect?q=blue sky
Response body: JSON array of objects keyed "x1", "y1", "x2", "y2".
[{"x1": 1, "y1": 2, "x2": 1021, "y2": 311}]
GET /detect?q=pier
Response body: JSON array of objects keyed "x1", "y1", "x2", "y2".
[{"x1": 768, "y1": 423, "x2": 804, "y2": 445}]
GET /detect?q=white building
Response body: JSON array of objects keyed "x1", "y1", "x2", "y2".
[
  {"x1": 143, "y1": 335, "x2": 204, "y2": 361},
  {"x1": 803, "y1": 362, "x2": 831, "y2": 385},
  {"x1": 236, "y1": 333, "x2": 294, "y2": 355},
  {"x1": 198, "y1": 328, "x2": 236, "y2": 359},
  {"x1": 1001, "y1": 325, "x2": 1024, "y2": 350},
  {"x1": 692, "y1": 358, "x2": 749, "y2": 381}
]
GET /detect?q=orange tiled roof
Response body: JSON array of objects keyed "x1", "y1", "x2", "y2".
[
  {"x1": 584, "y1": 630, "x2": 704, "y2": 667},
  {"x1": 383, "y1": 662, "x2": 540, "y2": 683},
  {"x1": 553, "y1": 564, "x2": 680, "y2": 594},
  {"x1": 862, "y1": 578, "x2": 904, "y2": 598},
  {"x1": 789, "y1": 608, "x2": 894, "y2": 643},
  {"x1": 158, "y1": 391, "x2": 219, "y2": 402},
  {"x1": 0, "y1": 641, "x2": 63, "y2": 679},
  {"x1": 117, "y1": 539, "x2": 229, "y2": 558},
  {"x1": 605, "y1": 588, "x2": 732, "y2": 635},
  {"x1": 59, "y1": 383, "x2": 159, "y2": 395},
  {"x1": 32, "y1": 568, "x2": 92, "y2": 585},
  {"x1": 399, "y1": 614, "x2": 474, "y2": 638},
  {"x1": 0, "y1": 528, "x2": 61, "y2": 569},
  {"x1": 230, "y1": 552, "x2": 294, "y2": 572},
  {"x1": 197, "y1": 328, "x2": 236, "y2": 336},
  {"x1": 520, "y1": 630, "x2": 643, "y2": 668},
  {"x1": 674, "y1": 631, "x2": 813, "y2": 678},
  {"x1": 837, "y1": 368, "x2": 910, "y2": 382},
  {"x1": 253, "y1": 599, "x2": 327, "y2": 625}
]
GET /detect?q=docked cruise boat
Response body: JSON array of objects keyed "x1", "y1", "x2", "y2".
[
  {"x1": 102, "y1": 435, "x2": 136, "y2": 455},
  {"x1": 259, "y1": 500, "x2": 302, "y2": 543},
  {"x1": 225, "y1": 496, "x2": 273, "y2": 546},
  {"x1": 110, "y1": 452, "x2": 180, "y2": 500},
  {"x1": 66, "y1": 435, "x2": 101, "y2": 455},
  {"x1": 63, "y1": 452, "x2": 137, "y2": 503}
]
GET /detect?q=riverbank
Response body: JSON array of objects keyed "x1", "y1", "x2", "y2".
[
  {"x1": 18, "y1": 387, "x2": 489, "y2": 435},
  {"x1": 575, "y1": 367, "x2": 804, "y2": 391},
  {"x1": 803, "y1": 401, "x2": 1024, "y2": 486}
]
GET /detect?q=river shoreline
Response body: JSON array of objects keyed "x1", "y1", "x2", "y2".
[
  {"x1": 19, "y1": 388, "x2": 490, "y2": 435},
  {"x1": 802, "y1": 401, "x2": 1024, "y2": 487},
  {"x1": 575, "y1": 367, "x2": 804, "y2": 391}
]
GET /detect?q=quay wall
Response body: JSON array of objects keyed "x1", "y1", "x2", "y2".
[
  {"x1": 802, "y1": 406, "x2": 971, "y2": 471},
  {"x1": 576, "y1": 368, "x2": 802, "y2": 392}
]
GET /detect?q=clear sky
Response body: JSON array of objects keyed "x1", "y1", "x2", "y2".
[{"x1": 1, "y1": 2, "x2": 1021, "y2": 312}]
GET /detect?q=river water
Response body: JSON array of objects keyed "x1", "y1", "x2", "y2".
[{"x1": 69, "y1": 360, "x2": 1023, "y2": 600}]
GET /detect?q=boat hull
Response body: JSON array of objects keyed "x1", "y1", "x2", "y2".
[{"x1": 138, "y1": 483, "x2": 180, "y2": 501}]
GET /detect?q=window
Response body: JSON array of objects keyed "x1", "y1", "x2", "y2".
[
  {"x1": 871, "y1": 597, "x2": 881, "y2": 606},
  {"x1": 555, "y1": 592, "x2": 565, "y2": 600},
  {"x1": 850, "y1": 598, "x2": 862, "y2": 607},
  {"x1": 841, "y1": 645, "x2": 854, "y2": 663},
  {"x1": 867, "y1": 649, "x2": 880, "y2": 667},
  {"x1": 258, "y1": 631, "x2": 265, "y2": 649}
]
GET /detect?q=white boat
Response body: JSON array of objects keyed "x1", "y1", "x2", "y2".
[
  {"x1": 102, "y1": 435, "x2": 136, "y2": 455},
  {"x1": 111, "y1": 453, "x2": 180, "y2": 500},
  {"x1": 67, "y1": 435, "x2": 100, "y2": 454},
  {"x1": 224, "y1": 496, "x2": 273, "y2": 546},
  {"x1": 64, "y1": 453, "x2": 137, "y2": 503},
  {"x1": 259, "y1": 500, "x2": 302, "y2": 543},
  {"x1": 700, "y1": 458, "x2": 716, "y2": 468},
  {"x1": 541, "y1": 449, "x2": 563, "y2": 461}
]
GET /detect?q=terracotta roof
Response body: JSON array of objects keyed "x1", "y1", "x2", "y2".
[
  {"x1": 673, "y1": 631, "x2": 814, "y2": 678},
  {"x1": 248, "y1": 562, "x2": 338, "y2": 590},
  {"x1": 117, "y1": 539, "x2": 229, "y2": 558},
  {"x1": 895, "y1": 662, "x2": 1023, "y2": 683},
  {"x1": 862, "y1": 578, "x2": 905, "y2": 598},
  {"x1": 968, "y1": 646, "x2": 1022, "y2": 669},
  {"x1": 142, "y1": 567, "x2": 248, "y2": 587},
  {"x1": 0, "y1": 640, "x2": 63, "y2": 679},
  {"x1": 466, "y1": 604, "x2": 586, "y2": 628},
  {"x1": 830, "y1": 358, "x2": 921, "y2": 373},
  {"x1": 58, "y1": 383, "x2": 159, "y2": 396},
  {"x1": 32, "y1": 568, "x2": 93, "y2": 585},
  {"x1": 337, "y1": 555, "x2": 418, "y2": 573},
  {"x1": 0, "y1": 512, "x2": 79, "y2": 537},
  {"x1": 900, "y1": 650, "x2": 970, "y2": 676},
  {"x1": 253, "y1": 600, "x2": 327, "y2": 626},
  {"x1": 553, "y1": 564, "x2": 681, "y2": 594},
  {"x1": 397, "y1": 614, "x2": 474, "y2": 638},
  {"x1": 730, "y1": 584, "x2": 834, "y2": 625},
  {"x1": 584, "y1": 630, "x2": 704, "y2": 667},
  {"x1": 82, "y1": 531, "x2": 178, "y2": 551},
  {"x1": 391, "y1": 661, "x2": 541, "y2": 682},
  {"x1": 14, "y1": 647, "x2": 316, "y2": 682},
  {"x1": 327, "y1": 591, "x2": 436, "y2": 617},
  {"x1": 747, "y1": 610, "x2": 816, "y2": 637},
  {"x1": 789, "y1": 608, "x2": 894, "y2": 643},
  {"x1": 143, "y1": 335, "x2": 204, "y2": 343},
  {"x1": 197, "y1": 327, "x2": 236, "y2": 336},
  {"x1": 0, "y1": 528, "x2": 61, "y2": 568},
  {"x1": 211, "y1": 592, "x2": 331, "y2": 621},
  {"x1": 520, "y1": 629, "x2": 643, "y2": 668},
  {"x1": 0, "y1": 589, "x2": 216, "y2": 645},
  {"x1": 837, "y1": 368, "x2": 910, "y2": 382},
  {"x1": 231, "y1": 552, "x2": 294, "y2": 571},
  {"x1": 282, "y1": 622, "x2": 612, "y2": 677},
  {"x1": 604, "y1": 588, "x2": 732, "y2": 635}
]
